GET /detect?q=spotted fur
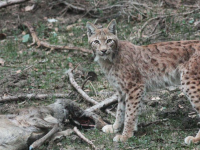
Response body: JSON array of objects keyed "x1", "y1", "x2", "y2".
[{"x1": 86, "y1": 19, "x2": 200, "y2": 143}]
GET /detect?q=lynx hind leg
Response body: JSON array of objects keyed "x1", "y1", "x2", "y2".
[
  {"x1": 102, "y1": 93, "x2": 125, "y2": 133},
  {"x1": 180, "y1": 55, "x2": 200, "y2": 144}
]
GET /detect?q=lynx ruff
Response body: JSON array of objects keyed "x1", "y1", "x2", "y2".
[{"x1": 86, "y1": 19, "x2": 200, "y2": 144}]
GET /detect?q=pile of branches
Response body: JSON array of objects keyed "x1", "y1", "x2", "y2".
[
  {"x1": 58, "y1": 0, "x2": 151, "y2": 21},
  {"x1": 0, "y1": 0, "x2": 151, "y2": 21}
]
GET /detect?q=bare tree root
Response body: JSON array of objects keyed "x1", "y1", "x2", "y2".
[
  {"x1": 0, "y1": 0, "x2": 29, "y2": 9},
  {"x1": 73, "y1": 127, "x2": 97, "y2": 150},
  {"x1": 67, "y1": 69, "x2": 115, "y2": 117},
  {"x1": 0, "y1": 93, "x2": 69, "y2": 103},
  {"x1": 29, "y1": 124, "x2": 60, "y2": 150},
  {"x1": 23, "y1": 22, "x2": 92, "y2": 54}
]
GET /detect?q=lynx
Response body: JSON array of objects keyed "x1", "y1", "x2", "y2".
[{"x1": 86, "y1": 19, "x2": 200, "y2": 144}]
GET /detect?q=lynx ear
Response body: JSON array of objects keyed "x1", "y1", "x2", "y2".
[
  {"x1": 86, "y1": 22, "x2": 97, "y2": 37},
  {"x1": 107, "y1": 19, "x2": 117, "y2": 35}
]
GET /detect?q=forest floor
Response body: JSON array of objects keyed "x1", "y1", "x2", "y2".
[{"x1": 0, "y1": 0, "x2": 200, "y2": 149}]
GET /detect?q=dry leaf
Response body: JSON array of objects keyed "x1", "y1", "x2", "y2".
[
  {"x1": 25, "y1": 5, "x2": 35, "y2": 12},
  {"x1": 0, "y1": 58, "x2": 5, "y2": 66},
  {"x1": 66, "y1": 24, "x2": 76, "y2": 31},
  {"x1": 151, "y1": 96, "x2": 161, "y2": 101},
  {"x1": 22, "y1": 31, "x2": 26, "y2": 35},
  {"x1": 69, "y1": 32, "x2": 74, "y2": 36},
  {"x1": 178, "y1": 104, "x2": 184, "y2": 109},
  {"x1": 34, "y1": 68, "x2": 38, "y2": 71},
  {"x1": 18, "y1": 50, "x2": 23, "y2": 54},
  {"x1": 194, "y1": 21, "x2": 200, "y2": 29},
  {"x1": 178, "y1": 92, "x2": 185, "y2": 97},
  {"x1": 160, "y1": 107, "x2": 166, "y2": 111},
  {"x1": 68, "y1": 62, "x2": 73, "y2": 68},
  {"x1": 55, "y1": 28, "x2": 58, "y2": 32},
  {"x1": 137, "y1": 14, "x2": 143, "y2": 21},
  {"x1": 16, "y1": 70, "x2": 22, "y2": 74}
]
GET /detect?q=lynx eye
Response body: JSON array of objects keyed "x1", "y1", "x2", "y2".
[
  {"x1": 107, "y1": 39, "x2": 112, "y2": 43},
  {"x1": 94, "y1": 40, "x2": 100, "y2": 44}
]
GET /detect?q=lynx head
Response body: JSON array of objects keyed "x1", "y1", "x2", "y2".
[{"x1": 86, "y1": 19, "x2": 118, "y2": 62}]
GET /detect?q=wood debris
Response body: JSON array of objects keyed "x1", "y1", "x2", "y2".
[{"x1": 23, "y1": 22, "x2": 92, "y2": 54}]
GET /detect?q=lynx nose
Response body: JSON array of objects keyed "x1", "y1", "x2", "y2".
[{"x1": 101, "y1": 49, "x2": 107, "y2": 54}]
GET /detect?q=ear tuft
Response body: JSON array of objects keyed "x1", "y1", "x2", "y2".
[
  {"x1": 86, "y1": 22, "x2": 97, "y2": 37},
  {"x1": 107, "y1": 19, "x2": 117, "y2": 35}
]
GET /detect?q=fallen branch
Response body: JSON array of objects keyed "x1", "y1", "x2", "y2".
[
  {"x1": 73, "y1": 126, "x2": 97, "y2": 150},
  {"x1": 67, "y1": 69, "x2": 115, "y2": 117},
  {"x1": 29, "y1": 124, "x2": 60, "y2": 150},
  {"x1": 0, "y1": 0, "x2": 29, "y2": 9},
  {"x1": 86, "y1": 93, "x2": 118, "y2": 112},
  {"x1": 0, "y1": 93, "x2": 69, "y2": 103},
  {"x1": 138, "y1": 7, "x2": 200, "y2": 38},
  {"x1": 23, "y1": 22, "x2": 92, "y2": 54},
  {"x1": 67, "y1": 69, "x2": 97, "y2": 105}
]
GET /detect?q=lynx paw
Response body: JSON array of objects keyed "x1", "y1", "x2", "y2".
[
  {"x1": 113, "y1": 134, "x2": 129, "y2": 142},
  {"x1": 102, "y1": 125, "x2": 118, "y2": 133},
  {"x1": 184, "y1": 136, "x2": 195, "y2": 145}
]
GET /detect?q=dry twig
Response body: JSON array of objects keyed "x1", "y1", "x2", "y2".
[
  {"x1": 138, "y1": 7, "x2": 200, "y2": 38},
  {"x1": 23, "y1": 22, "x2": 92, "y2": 54},
  {"x1": 73, "y1": 127, "x2": 97, "y2": 150},
  {"x1": 0, "y1": 0, "x2": 29, "y2": 9},
  {"x1": 60, "y1": 0, "x2": 151, "y2": 19},
  {"x1": 67, "y1": 69, "x2": 115, "y2": 117},
  {"x1": 0, "y1": 93, "x2": 69, "y2": 103}
]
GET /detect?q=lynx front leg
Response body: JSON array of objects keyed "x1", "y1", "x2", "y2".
[
  {"x1": 113, "y1": 86, "x2": 143, "y2": 142},
  {"x1": 102, "y1": 92, "x2": 125, "y2": 133},
  {"x1": 180, "y1": 55, "x2": 200, "y2": 145}
]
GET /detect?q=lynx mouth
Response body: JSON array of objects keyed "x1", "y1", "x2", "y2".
[{"x1": 99, "y1": 52, "x2": 110, "y2": 56}]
